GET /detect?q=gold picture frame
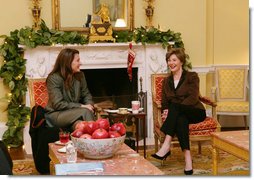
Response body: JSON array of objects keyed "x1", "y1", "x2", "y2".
[{"x1": 52, "y1": 0, "x2": 134, "y2": 33}]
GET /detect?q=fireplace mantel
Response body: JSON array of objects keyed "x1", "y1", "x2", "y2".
[{"x1": 23, "y1": 43, "x2": 168, "y2": 154}]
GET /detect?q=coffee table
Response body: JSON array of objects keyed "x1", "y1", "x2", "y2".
[
  {"x1": 106, "y1": 112, "x2": 147, "y2": 158},
  {"x1": 48, "y1": 142, "x2": 164, "y2": 175},
  {"x1": 211, "y1": 130, "x2": 249, "y2": 175}
]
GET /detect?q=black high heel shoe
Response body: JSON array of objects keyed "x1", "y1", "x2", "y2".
[
  {"x1": 184, "y1": 169, "x2": 193, "y2": 175},
  {"x1": 151, "y1": 151, "x2": 171, "y2": 160}
]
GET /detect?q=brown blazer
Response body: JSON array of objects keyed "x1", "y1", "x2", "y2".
[{"x1": 161, "y1": 70, "x2": 205, "y2": 111}]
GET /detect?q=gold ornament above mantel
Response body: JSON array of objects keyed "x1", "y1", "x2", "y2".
[
  {"x1": 144, "y1": 0, "x2": 155, "y2": 28},
  {"x1": 89, "y1": 4, "x2": 115, "y2": 43},
  {"x1": 30, "y1": 0, "x2": 42, "y2": 30}
]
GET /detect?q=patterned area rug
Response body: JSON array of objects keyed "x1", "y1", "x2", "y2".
[
  {"x1": 12, "y1": 159, "x2": 39, "y2": 175},
  {"x1": 12, "y1": 144, "x2": 249, "y2": 176},
  {"x1": 146, "y1": 144, "x2": 249, "y2": 176}
]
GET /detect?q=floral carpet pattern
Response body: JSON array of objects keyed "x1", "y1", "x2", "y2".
[
  {"x1": 146, "y1": 144, "x2": 249, "y2": 176},
  {"x1": 12, "y1": 144, "x2": 249, "y2": 176}
]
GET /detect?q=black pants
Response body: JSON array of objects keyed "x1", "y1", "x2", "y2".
[{"x1": 160, "y1": 103, "x2": 206, "y2": 151}]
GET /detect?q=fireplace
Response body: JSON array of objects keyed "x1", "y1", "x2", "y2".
[{"x1": 83, "y1": 68, "x2": 138, "y2": 109}]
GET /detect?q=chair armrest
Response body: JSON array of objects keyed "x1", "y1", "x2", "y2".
[
  {"x1": 199, "y1": 96, "x2": 217, "y2": 107},
  {"x1": 94, "y1": 104, "x2": 102, "y2": 119},
  {"x1": 211, "y1": 86, "x2": 217, "y2": 102}
]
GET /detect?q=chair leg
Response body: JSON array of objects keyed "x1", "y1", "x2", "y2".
[
  {"x1": 217, "y1": 115, "x2": 220, "y2": 124},
  {"x1": 154, "y1": 136, "x2": 158, "y2": 152},
  {"x1": 244, "y1": 116, "x2": 248, "y2": 130},
  {"x1": 197, "y1": 141, "x2": 202, "y2": 154}
]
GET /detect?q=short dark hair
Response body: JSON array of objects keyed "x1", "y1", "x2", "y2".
[{"x1": 166, "y1": 48, "x2": 187, "y2": 67}]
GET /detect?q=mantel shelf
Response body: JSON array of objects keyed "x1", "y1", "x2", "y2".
[{"x1": 18, "y1": 41, "x2": 175, "y2": 49}]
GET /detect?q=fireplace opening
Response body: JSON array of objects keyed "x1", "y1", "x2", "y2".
[{"x1": 83, "y1": 68, "x2": 138, "y2": 109}]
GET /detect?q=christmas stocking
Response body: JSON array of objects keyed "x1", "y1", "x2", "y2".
[{"x1": 127, "y1": 43, "x2": 136, "y2": 81}]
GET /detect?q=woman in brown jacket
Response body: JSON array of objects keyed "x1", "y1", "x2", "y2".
[
  {"x1": 151, "y1": 48, "x2": 206, "y2": 175},
  {"x1": 45, "y1": 48, "x2": 95, "y2": 130}
]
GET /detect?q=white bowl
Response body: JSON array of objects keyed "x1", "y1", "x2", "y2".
[{"x1": 71, "y1": 135, "x2": 126, "y2": 159}]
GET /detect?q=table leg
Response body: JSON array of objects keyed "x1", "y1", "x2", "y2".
[
  {"x1": 212, "y1": 146, "x2": 218, "y2": 175},
  {"x1": 49, "y1": 160, "x2": 55, "y2": 175},
  {"x1": 135, "y1": 118, "x2": 139, "y2": 153},
  {"x1": 143, "y1": 116, "x2": 146, "y2": 158}
]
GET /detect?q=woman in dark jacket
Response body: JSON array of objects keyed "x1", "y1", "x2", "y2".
[
  {"x1": 45, "y1": 48, "x2": 95, "y2": 130},
  {"x1": 151, "y1": 48, "x2": 206, "y2": 175}
]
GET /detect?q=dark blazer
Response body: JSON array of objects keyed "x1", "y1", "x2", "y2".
[
  {"x1": 161, "y1": 70, "x2": 205, "y2": 111},
  {"x1": 45, "y1": 72, "x2": 94, "y2": 113}
]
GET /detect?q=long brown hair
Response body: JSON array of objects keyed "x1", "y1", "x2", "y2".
[{"x1": 49, "y1": 48, "x2": 82, "y2": 89}]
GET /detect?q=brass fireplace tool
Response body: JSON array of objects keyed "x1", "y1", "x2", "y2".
[
  {"x1": 30, "y1": 0, "x2": 41, "y2": 30},
  {"x1": 138, "y1": 77, "x2": 147, "y2": 113}
]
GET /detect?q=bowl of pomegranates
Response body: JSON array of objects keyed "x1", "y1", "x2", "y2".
[{"x1": 70, "y1": 118, "x2": 126, "y2": 159}]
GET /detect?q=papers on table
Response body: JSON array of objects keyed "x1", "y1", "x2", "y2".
[{"x1": 55, "y1": 162, "x2": 104, "y2": 175}]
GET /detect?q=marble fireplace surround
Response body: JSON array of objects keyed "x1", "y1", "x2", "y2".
[{"x1": 22, "y1": 43, "x2": 169, "y2": 154}]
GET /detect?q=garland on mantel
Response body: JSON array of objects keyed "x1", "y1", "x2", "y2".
[{"x1": 0, "y1": 20, "x2": 187, "y2": 147}]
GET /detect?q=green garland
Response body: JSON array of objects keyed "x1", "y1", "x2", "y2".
[
  {"x1": 0, "y1": 21, "x2": 186, "y2": 147},
  {"x1": 114, "y1": 26, "x2": 184, "y2": 48}
]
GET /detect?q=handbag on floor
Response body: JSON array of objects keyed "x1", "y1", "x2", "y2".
[{"x1": 29, "y1": 105, "x2": 60, "y2": 174}]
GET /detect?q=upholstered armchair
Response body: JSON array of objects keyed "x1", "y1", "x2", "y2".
[
  {"x1": 212, "y1": 66, "x2": 249, "y2": 129},
  {"x1": 151, "y1": 73, "x2": 221, "y2": 154},
  {"x1": 28, "y1": 78, "x2": 102, "y2": 117}
]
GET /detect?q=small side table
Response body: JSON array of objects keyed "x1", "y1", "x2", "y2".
[{"x1": 106, "y1": 112, "x2": 147, "y2": 158}]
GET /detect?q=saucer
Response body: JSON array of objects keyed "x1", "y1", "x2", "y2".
[
  {"x1": 117, "y1": 111, "x2": 130, "y2": 115},
  {"x1": 104, "y1": 109, "x2": 119, "y2": 113},
  {"x1": 55, "y1": 140, "x2": 71, "y2": 146},
  {"x1": 57, "y1": 146, "x2": 66, "y2": 153},
  {"x1": 127, "y1": 108, "x2": 144, "y2": 112}
]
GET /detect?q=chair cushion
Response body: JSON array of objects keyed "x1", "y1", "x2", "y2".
[
  {"x1": 216, "y1": 101, "x2": 249, "y2": 113},
  {"x1": 33, "y1": 81, "x2": 48, "y2": 108},
  {"x1": 189, "y1": 117, "x2": 218, "y2": 135},
  {"x1": 189, "y1": 128, "x2": 217, "y2": 136},
  {"x1": 155, "y1": 116, "x2": 218, "y2": 137}
]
